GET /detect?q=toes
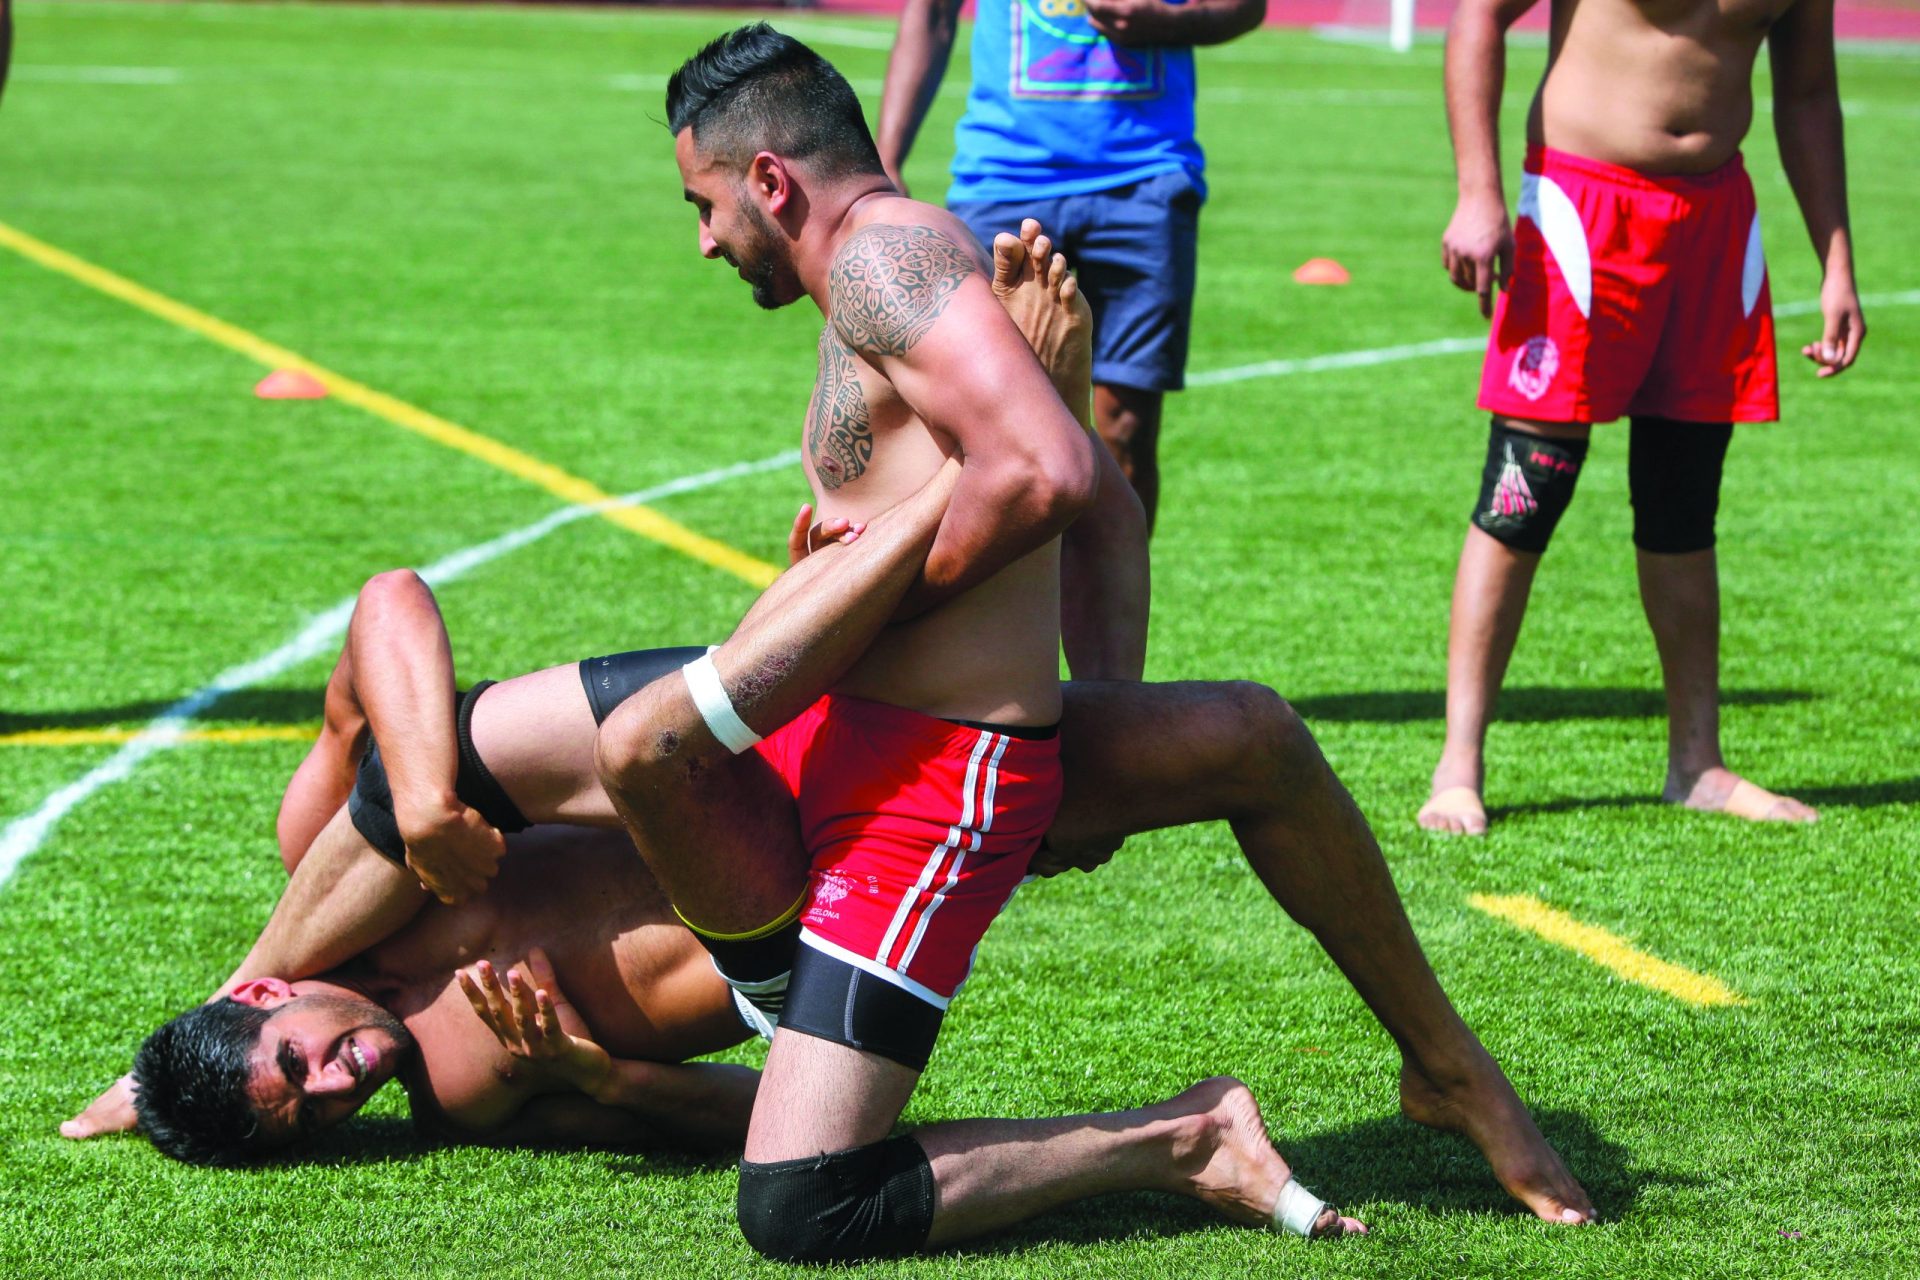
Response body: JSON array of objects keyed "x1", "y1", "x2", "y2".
[
  {"x1": 1019, "y1": 217, "x2": 1042, "y2": 250},
  {"x1": 1059, "y1": 274, "x2": 1079, "y2": 305},
  {"x1": 1031, "y1": 233, "x2": 1052, "y2": 268},
  {"x1": 1047, "y1": 251, "x2": 1068, "y2": 294},
  {"x1": 991, "y1": 231, "x2": 1026, "y2": 289}
]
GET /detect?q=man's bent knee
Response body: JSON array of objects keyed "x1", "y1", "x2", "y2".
[
  {"x1": 736, "y1": 1137, "x2": 936, "y2": 1263},
  {"x1": 1471, "y1": 420, "x2": 1589, "y2": 553},
  {"x1": 1228, "y1": 682, "x2": 1326, "y2": 795},
  {"x1": 593, "y1": 682, "x2": 693, "y2": 796}
]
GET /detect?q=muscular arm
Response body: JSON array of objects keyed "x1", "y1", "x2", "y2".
[
  {"x1": 829, "y1": 224, "x2": 1098, "y2": 614},
  {"x1": 348, "y1": 570, "x2": 505, "y2": 902},
  {"x1": 1085, "y1": 0, "x2": 1266, "y2": 47},
  {"x1": 1769, "y1": 0, "x2": 1864, "y2": 375},
  {"x1": 877, "y1": 0, "x2": 966, "y2": 189},
  {"x1": 1441, "y1": 0, "x2": 1541, "y2": 315},
  {"x1": 438, "y1": 1062, "x2": 759, "y2": 1151},
  {"x1": 231, "y1": 571, "x2": 489, "y2": 987}
]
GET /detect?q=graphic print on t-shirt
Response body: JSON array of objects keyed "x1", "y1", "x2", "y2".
[{"x1": 1012, "y1": 0, "x2": 1164, "y2": 99}]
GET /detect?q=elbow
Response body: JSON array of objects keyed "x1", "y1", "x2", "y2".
[
  {"x1": 1031, "y1": 435, "x2": 1099, "y2": 530},
  {"x1": 356, "y1": 567, "x2": 429, "y2": 612}
]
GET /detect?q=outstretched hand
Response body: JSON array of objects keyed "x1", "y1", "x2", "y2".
[
  {"x1": 786, "y1": 502, "x2": 865, "y2": 566},
  {"x1": 61, "y1": 1073, "x2": 138, "y2": 1139},
  {"x1": 457, "y1": 950, "x2": 611, "y2": 1092},
  {"x1": 403, "y1": 801, "x2": 506, "y2": 905}
]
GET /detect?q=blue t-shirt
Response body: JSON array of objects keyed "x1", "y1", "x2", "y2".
[{"x1": 948, "y1": 0, "x2": 1205, "y2": 203}]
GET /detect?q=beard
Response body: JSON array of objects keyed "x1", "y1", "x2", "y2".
[{"x1": 733, "y1": 201, "x2": 793, "y2": 311}]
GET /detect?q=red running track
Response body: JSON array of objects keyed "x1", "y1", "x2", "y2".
[{"x1": 803, "y1": 0, "x2": 1920, "y2": 42}]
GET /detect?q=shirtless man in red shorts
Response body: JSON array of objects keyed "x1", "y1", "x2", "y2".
[
  {"x1": 579, "y1": 25, "x2": 1593, "y2": 1261},
  {"x1": 1419, "y1": 0, "x2": 1864, "y2": 835}
]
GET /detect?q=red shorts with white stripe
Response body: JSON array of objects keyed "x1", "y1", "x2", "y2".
[
  {"x1": 1477, "y1": 147, "x2": 1778, "y2": 425},
  {"x1": 752, "y1": 693, "x2": 1062, "y2": 1009}
]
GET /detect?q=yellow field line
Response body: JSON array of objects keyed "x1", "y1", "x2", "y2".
[
  {"x1": 0, "y1": 725, "x2": 319, "y2": 747},
  {"x1": 0, "y1": 220, "x2": 780, "y2": 589},
  {"x1": 1468, "y1": 893, "x2": 1746, "y2": 1007}
]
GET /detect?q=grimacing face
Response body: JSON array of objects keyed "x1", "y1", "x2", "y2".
[
  {"x1": 675, "y1": 128, "x2": 804, "y2": 310},
  {"x1": 239, "y1": 984, "x2": 413, "y2": 1146}
]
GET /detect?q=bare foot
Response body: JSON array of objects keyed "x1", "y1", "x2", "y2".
[
  {"x1": 1666, "y1": 766, "x2": 1817, "y2": 824},
  {"x1": 1418, "y1": 785, "x2": 1488, "y2": 836},
  {"x1": 1165, "y1": 1077, "x2": 1366, "y2": 1239},
  {"x1": 1399, "y1": 1053, "x2": 1596, "y2": 1224},
  {"x1": 991, "y1": 218, "x2": 1093, "y2": 429}
]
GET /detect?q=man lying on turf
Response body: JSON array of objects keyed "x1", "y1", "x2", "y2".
[{"x1": 67, "y1": 231, "x2": 1592, "y2": 1242}]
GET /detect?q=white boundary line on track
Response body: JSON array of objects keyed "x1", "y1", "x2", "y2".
[
  {"x1": 1189, "y1": 289, "x2": 1920, "y2": 388},
  {"x1": 0, "y1": 450, "x2": 799, "y2": 891}
]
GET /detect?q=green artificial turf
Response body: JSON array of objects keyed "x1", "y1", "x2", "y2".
[{"x1": 2, "y1": 4, "x2": 1916, "y2": 1276}]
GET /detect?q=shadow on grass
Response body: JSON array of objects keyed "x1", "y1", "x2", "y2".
[
  {"x1": 279, "y1": 1116, "x2": 734, "y2": 1176},
  {"x1": 0, "y1": 689, "x2": 326, "y2": 733},
  {"x1": 946, "y1": 1109, "x2": 1668, "y2": 1257},
  {"x1": 1488, "y1": 775, "x2": 1920, "y2": 821},
  {"x1": 1291, "y1": 686, "x2": 1811, "y2": 725}
]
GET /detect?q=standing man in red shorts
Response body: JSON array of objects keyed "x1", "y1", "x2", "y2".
[{"x1": 1418, "y1": 0, "x2": 1865, "y2": 835}]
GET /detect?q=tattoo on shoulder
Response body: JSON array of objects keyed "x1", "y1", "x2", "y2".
[
  {"x1": 828, "y1": 224, "x2": 976, "y2": 358},
  {"x1": 809, "y1": 330, "x2": 874, "y2": 491}
]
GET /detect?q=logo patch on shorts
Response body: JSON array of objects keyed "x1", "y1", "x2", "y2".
[
  {"x1": 1508, "y1": 335, "x2": 1560, "y2": 402},
  {"x1": 813, "y1": 873, "x2": 850, "y2": 908}
]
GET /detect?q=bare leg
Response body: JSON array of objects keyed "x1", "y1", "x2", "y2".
[
  {"x1": 1049, "y1": 680, "x2": 1596, "y2": 1224},
  {"x1": 1638, "y1": 548, "x2": 1816, "y2": 822},
  {"x1": 1095, "y1": 383, "x2": 1163, "y2": 533},
  {"x1": 596, "y1": 460, "x2": 962, "y2": 932},
  {"x1": 747, "y1": 1035, "x2": 1359, "y2": 1249},
  {"x1": 920, "y1": 1077, "x2": 1363, "y2": 1244},
  {"x1": 1421, "y1": 416, "x2": 1592, "y2": 835},
  {"x1": 1419, "y1": 528, "x2": 1540, "y2": 835}
]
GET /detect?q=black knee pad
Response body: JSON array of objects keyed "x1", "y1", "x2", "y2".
[
  {"x1": 1471, "y1": 421, "x2": 1590, "y2": 554},
  {"x1": 736, "y1": 1137, "x2": 936, "y2": 1263},
  {"x1": 1628, "y1": 418, "x2": 1733, "y2": 554}
]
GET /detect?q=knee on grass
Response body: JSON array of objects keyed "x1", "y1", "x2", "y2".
[{"x1": 736, "y1": 1137, "x2": 936, "y2": 1263}]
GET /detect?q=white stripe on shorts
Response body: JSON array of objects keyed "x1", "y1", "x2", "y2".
[
  {"x1": 898, "y1": 734, "x2": 1008, "y2": 973},
  {"x1": 876, "y1": 729, "x2": 992, "y2": 965}
]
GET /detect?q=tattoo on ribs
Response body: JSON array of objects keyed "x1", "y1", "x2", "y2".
[
  {"x1": 828, "y1": 224, "x2": 975, "y2": 358},
  {"x1": 809, "y1": 331, "x2": 875, "y2": 490}
]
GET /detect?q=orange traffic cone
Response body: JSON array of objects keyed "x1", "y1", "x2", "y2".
[
  {"x1": 255, "y1": 369, "x2": 328, "y2": 399},
  {"x1": 1293, "y1": 258, "x2": 1350, "y2": 286}
]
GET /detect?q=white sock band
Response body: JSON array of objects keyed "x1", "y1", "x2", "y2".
[
  {"x1": 681, "y1": 652, "x2": 762, "y2": 754},
  {"x1": 1272, "y1": 1178, "x2": 1328, "y2": 1237}
]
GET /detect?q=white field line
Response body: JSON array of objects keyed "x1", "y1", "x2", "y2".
[
  {"x1": 12, "y1": 65, "x2": 184, "y2": 84},
  {"x1": 0, "y1": 450, "x2": 799, "y2": 890},
  {"x1": 1190, "y1": 289, "x2": 1920, "y2": 389}
]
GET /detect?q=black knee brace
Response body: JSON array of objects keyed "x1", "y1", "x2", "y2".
[
  {"x1": 737, "y1": 1137, "x2": 936, "y2": 1263},
  {"x1": 1471, "y1": 421, "x2": 1590, "y2": 554},
  {"x1": 1628, "y1": 418, "x2": 1733, "y2": 554}
]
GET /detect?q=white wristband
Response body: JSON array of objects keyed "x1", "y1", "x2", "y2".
[{"x1": 681, "y1": 653, "x2": 762, "y2": 754}]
